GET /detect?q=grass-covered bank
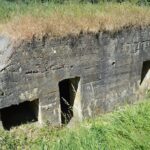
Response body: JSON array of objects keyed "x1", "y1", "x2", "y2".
[
  {"x1": 0, "y1": 1, "x2": 150, "y2": 39},
  {"x1": 0, "y1": 99, "x2": 150, "y2": 150}
]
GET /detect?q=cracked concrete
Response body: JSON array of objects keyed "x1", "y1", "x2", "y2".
[{"x1": 0, "y1": 27, "x2": 150, "y2": 129}]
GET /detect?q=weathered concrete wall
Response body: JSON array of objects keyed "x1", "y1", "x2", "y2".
[{"x1": 0, "y1": 27, "x2": 150, "y2": 127}]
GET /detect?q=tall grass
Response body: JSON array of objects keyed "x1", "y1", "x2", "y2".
[
  {"x1": 0, "y1": 100, "x2": 150, "y2": 150},
  {"x1": 0, "y1": 0, "x2": 150, "y2": 22},
  {"x1": 1, "y1": 1, "x2": 150, "y2": 40}
]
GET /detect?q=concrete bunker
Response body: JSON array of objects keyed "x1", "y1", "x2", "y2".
[
  {"x1": 59, "y1": 77, "x2": 80, "y2": 124},
  {"x1": 0, "y1": 27, "x2": 150, "y2": 127},
  {"x1": 0, "y1": 99, "x2": 39, "y2": 130},
  {"x1": 140, "y1": 60, "x2": 150, "y2": 85}
]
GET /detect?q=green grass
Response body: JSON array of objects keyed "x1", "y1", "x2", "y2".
[
  {"x1": 0, "y1": 99, "x2": 150, "y2": 150},
  {"x1": 0, "y1": 0, "x2": 149, "y2": 22}
]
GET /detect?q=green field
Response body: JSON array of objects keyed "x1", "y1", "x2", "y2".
[{"x1": 0, "y1": 99, "x2": 150, "y2": 150}]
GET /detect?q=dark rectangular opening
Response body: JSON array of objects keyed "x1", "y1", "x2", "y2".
[
  {"x1": 59, "y1": 77, "x2": 80, "y2": 124},
  {"x1": 0, "y1": 99, "x2": 39, "y2": 130},
  {"x1": 140, "y1": 61, "x2": 150, "y2": 85}
]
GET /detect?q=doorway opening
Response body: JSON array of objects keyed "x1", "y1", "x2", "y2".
[
  {"x1": 59, "y1": 77, "x2": 80, "y2": 124},
  {"x1": 140, "y1": 61, "x2": 150, "y2": 85},
  {"x1": 0, "y1": 99, "x2": 39, "y2": 130}
]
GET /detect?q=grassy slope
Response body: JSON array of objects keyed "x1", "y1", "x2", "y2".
[
  {"x1": 0, "y1": 1, "x2": 150, "y2": 39},
  {"x1": 0, "y1": 99, "x2": 150, "y2": 150}
]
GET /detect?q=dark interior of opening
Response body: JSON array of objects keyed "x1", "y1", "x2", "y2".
[
  {"x1": 140, "y1": 60, "x2": 150, "y2": 85},
  {"x1": 59, "y1": 77, "x2": 80, "y2": 124},
  {"x1": 0, "y1": 99, "x2": 39, "y2": 130}
]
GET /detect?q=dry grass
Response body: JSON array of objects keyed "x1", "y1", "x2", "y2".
[{"x1": 0, "y1": 2, "x2": 150, "y2": 40}]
